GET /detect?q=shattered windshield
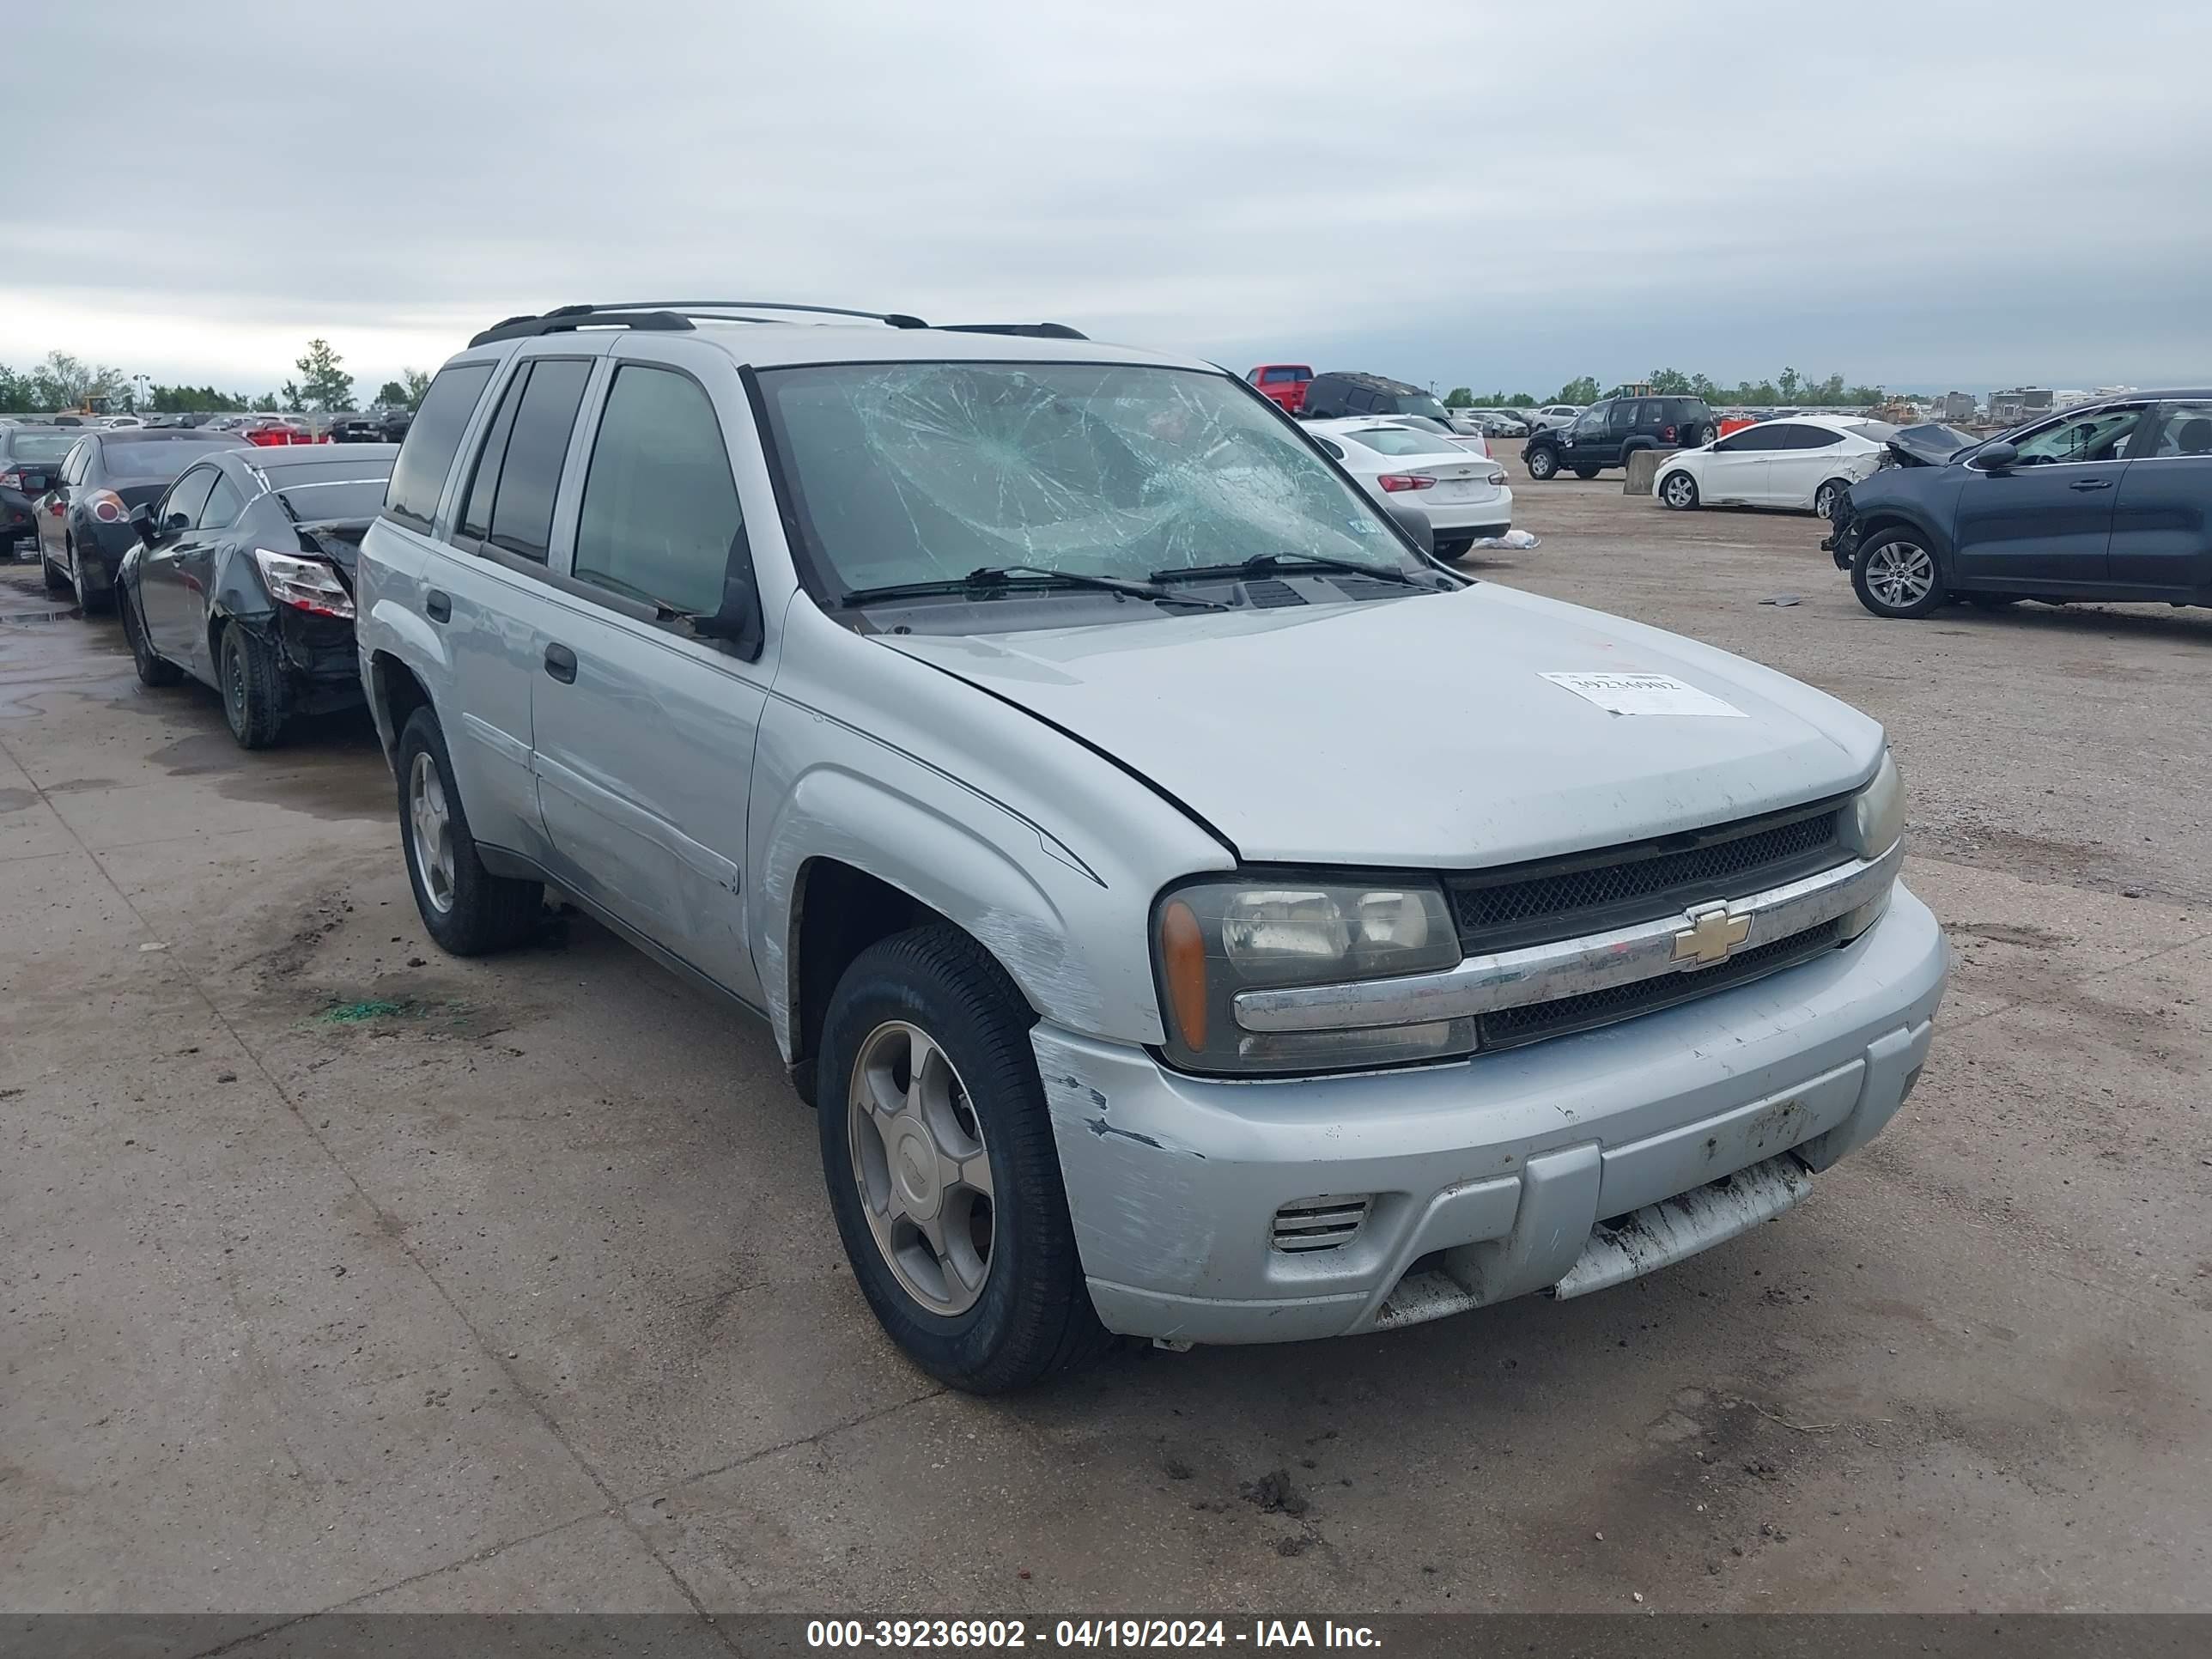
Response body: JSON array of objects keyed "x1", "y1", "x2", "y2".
[{"x1": 753, "y1": 361, "x2": 1419, "y2": 599}]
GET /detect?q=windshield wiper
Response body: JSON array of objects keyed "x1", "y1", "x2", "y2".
[
  {"x1": 842, "y1": 564, "x2": 1228, "y2": 611},
  {"x1": 1149, "y1": 550, "x2": 1425, "y2": 586}
]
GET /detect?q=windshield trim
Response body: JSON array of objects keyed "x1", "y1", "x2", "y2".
[{"x1": 745, "y1": 356, "x2": 1443, "y2": 617}]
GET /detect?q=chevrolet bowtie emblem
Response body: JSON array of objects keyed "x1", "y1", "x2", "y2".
[{"x1": 1674, "y1": 902, "x2": 1751, "y2": 964}]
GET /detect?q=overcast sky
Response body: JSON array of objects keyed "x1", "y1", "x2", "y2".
[{"x1": 8, "y1": 1, "x2": 2209, "y2": 400}]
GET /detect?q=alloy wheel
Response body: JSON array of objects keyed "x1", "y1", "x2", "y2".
[
  {"x1": 1663, "y1": 473, "x2": 1696, "y2": 508},
  {"x1": 408, "y1": 750, "x2": 458, "y2": 914},
  {"x1": 1864, "y1": 539, "x2": 1935, "y2": 609},
  {"x1": 847, "y1": 1019, "x2": 994, "y2": 1316}
]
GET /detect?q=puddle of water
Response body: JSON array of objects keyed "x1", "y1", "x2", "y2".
[{"x1": 0, "y1": 607, "x2": 83, "y2": 625}]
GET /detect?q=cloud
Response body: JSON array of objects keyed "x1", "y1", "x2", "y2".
[{"x1": 5, "y1": 0, "x2": 2207, "y2": 396}]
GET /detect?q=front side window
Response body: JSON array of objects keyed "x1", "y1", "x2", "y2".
[
  {"x1": 385, "y1": 362, "x2": 495, "y2": 530},
  {"x1": 2013, "y1": 406, "x2": 2141, "y2": 465},
  {"x1": 155, "y1": 467, "x2": 219, "y2": 534},
  {"x1": 573, "y1": 365, "x2": 739, "y2": 614},
  {"x1": 754, "y1": 360, "x2": 1422, "y2": 600}
]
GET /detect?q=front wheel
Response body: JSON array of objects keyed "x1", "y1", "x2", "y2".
[
  {"x1": 121, "y1": 588, "x2": 183, "y2": 686},
  {"x1": 1525, "y1": 447, "x2": 1559, "y2": 481},
  {"x1": 1659, "y1": 471, "x2": 1699, "y2": 510},
  {"x1": 818, "y1": 924, "x2": 1109, "y2": 1394},
  {"x1": 1852, "y1": 532, "x2": 1948, "y2": 618}
]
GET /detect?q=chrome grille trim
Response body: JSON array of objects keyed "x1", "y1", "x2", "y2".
[{"x1": 1232, "y1": 840, "x2": 1901, "y2": 1036}]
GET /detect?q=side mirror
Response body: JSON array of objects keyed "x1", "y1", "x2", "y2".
[
  {"x1": 686, "y1": 563, "x2": 764, "y2": 661},
  {"x1": 1382, "y1": 496, "x2": 1434, "y2": 557},
  {"x1": 1972, "y1": 440, "x2": 2018, "y2": 473},
  {"x1": 129, "y1": 502, "x2": 156, "y2": 544}
]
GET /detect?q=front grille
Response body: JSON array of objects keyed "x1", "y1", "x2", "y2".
[
  {"x1": 1447, "y1": 798, "x2": 1846, "y2": 955},
  {"x1": 1479, "y1": 919, "x2": 1844, "y2": 1051},
  {"x1": 1270, "y1": 1195, "x2": 1370, "y2": 1253}
]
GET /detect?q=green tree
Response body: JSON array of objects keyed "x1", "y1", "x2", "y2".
[
  {"x1": 374, "y1": 380, "x2": 409, "y2": 409},
  {"x1": 1778, "y1": 366, "x2": 1802, "y2": 402},
  {"x1": 401, "y1": 368, "x2": 431, "y2": 410},
  {"x1": 289, "y1": 338, "x2": 356, "y2": 412},
  {"x1": 252, "y1": 392, "x2": 281, "y2": 413},
  {"x1": 1647, "y1": 367, "x2": 1694, "y2": 394},
  {"x1": 29, "y1": 349, "x2": 129, "y2": 412},
  {"x1": 1443, "y1": 386, "x2": 1474, "y2": 408},
  {"x1": 1556, "y1": 374, "x2": 1599, "y2": 404}
]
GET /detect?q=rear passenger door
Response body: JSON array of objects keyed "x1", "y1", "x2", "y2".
[
  {"x1": 416, "y1": 352, "x2": 595, "y2": 864},
  {"x1": 528, "y1": 344, "x2": 771, "y2": 1005},
  {"x1": 2109, "y1": 400, "x2": 2212, "y2": 595},
  {"x1": 1762, "y1": 422, "x2": 1843, "y2": 508}
]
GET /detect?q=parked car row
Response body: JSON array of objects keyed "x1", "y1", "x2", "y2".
[{"x1": 22, "y1": 302, "x2": 1948, "y2": 1396}]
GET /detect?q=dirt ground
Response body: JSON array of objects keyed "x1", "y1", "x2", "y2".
[{"x1": 2, "y1": 459, "x2": 2206, "y2": 1625}]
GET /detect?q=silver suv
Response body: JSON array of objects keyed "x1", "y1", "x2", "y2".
[{"x1": 356, "y1": 302, "x2": 1948, "y2": 1392}]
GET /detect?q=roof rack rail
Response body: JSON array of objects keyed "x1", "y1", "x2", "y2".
[
  {"x1": 468, "y1": 305, "x2": 696, "y2": 348},
  {"x1": 940, "y1": 322, "x2": 1089, "y2": 340},
  {"x1": 599, "y1": 301, "x2": 930, "y2": 328}
]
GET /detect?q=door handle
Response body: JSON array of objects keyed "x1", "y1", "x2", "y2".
[
  {"x1": 544, "y1": 642, "x2": 577, "y2": 684},
  {"x1": 2068, "y1": 478, "x2": 2112, "y2": 491},
  {"x1": 425, "y1": 588, "x2": 451, "y2": 623}
]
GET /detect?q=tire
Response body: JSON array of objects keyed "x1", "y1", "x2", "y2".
[
  {"x1": 1659, "y1": 471, "x2": 1699, "y2": 510},
  {"x1": 120, "y1": 587, "x2": 183, "y2": 686},
  {"x1": 219, "y1": 623, "x2": 286, "y2": 749},
  {"x1": 70, "y1": 540, "x2": 110, "y2": 613},
  {"x1": 1525, "y1": 447, "x2": 1559, "y2": 481},
  {"x1": 394, "y1": 707, "x2": 544, "y2": 955},
  {"x1": 1692, "y1": 423, "x2": 1718, "y2": 447},
  {"x1": 1572, "y1": 465, "x2": 1601, "y2": 480},
  {"x1": 1851, "y1": 531, "x2": 1948, "y2": 619},
  {"x1": 817, "y1": 923, "x2": 1110, "y2": 1394},
  {"x1": 1812, "y1": 478, "x2": 1848, "y2": 518},
  {"x1": 1431, "y1": 538, "x2": 1473, "y2": 562}
]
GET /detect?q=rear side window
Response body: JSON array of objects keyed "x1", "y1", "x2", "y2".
[
  {"x1": 199, "y1": 474, "x2": 246, "y2": 526},
  {"x1": 456, "y1": 357, "x2": 591, "y2": 561},
  {"x1": 572, "y1": 366, "x2": 739, "y2": 614},
  {"x1": 385, "y1": 362, "x2": 495, "y2": 530},
  {"x1": 2150, "y1": 403, "x2": 2212, "y2": 457}
]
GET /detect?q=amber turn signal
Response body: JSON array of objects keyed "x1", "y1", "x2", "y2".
[{"x1": 1159, "y1": 898, "x2": 1207, "y2": 1050}]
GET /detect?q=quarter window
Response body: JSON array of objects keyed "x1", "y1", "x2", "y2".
[
  {"x1": 384, "y1": 362, "x2": 495, "y2": 530},
  {"x1": 572, "y1": 366, "x2": 739, "y2": 615}
]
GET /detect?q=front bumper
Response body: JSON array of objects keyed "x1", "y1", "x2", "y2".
[{"x1": 1037, "y1": 884, "x2": 1947, "y2": 1345}]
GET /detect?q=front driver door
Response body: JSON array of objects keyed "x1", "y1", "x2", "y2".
[
  {"x1": 1698, "y1": 426, "x2": 1772, "y2": 503},
  {"x1": 137, "y1": 464, "x2": 220, "y2": 655},
  {"x1": 1952, "y1": 404, "x2": 2145, "y2": 590},
  {"x1": 529, "y1": 349, "x2": 772, "y2": 1005}
]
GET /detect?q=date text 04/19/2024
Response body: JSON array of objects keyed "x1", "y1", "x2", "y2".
[{"x1": 805, "y1": 1619, "x2": 1382, "y2": 1650}]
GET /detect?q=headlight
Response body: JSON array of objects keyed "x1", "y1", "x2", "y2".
[
  {"x1": 1838, "y1": 750, "x2": 1904, "y2": 939},
  {"x1": 1153, "y1": 878, "x2": 1472, "y2": 1076},
  {"x1": 1843, "y1": 750, "x2": 1905, "y2": 860}
]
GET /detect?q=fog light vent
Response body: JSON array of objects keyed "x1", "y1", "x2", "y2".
[{"x1": 1271, "y1": 1195, "x2": 1370, "y2": 1253}]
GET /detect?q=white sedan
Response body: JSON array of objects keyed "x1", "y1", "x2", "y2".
[
  {"x1": 1307, "y1": 417, "x2": 1513, "y2": 559},
  {"x1": 1653, "y1": 415, "x2": 1899, "y2": 516}
]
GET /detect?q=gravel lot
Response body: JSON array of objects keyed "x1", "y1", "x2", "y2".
[{"x1": 3, "y1": 458, "x2": 2206, "y2": 1623}]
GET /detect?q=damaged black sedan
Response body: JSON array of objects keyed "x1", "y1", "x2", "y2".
[{"x1": 118, "y1": 445, "x2": 397, "y2": 748}]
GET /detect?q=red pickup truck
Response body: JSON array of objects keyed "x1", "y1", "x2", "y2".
[{"x1": 1246, "y1": 363, "x2": 1313, "y2": 414}]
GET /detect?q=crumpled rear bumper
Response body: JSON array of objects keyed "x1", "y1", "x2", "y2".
[{"x1": 1037, "y1": 884, "x2": 1948, "y2": 1346}]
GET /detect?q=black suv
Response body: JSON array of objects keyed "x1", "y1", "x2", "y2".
[
  {"x1": 1522, "y1": 396, "x2": 1717, "y2": 480},
  {"x1": 1298, "y1": 371, "x2": 1455, "y2": 424}
]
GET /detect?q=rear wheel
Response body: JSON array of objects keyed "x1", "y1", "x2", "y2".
[
  {"x1": 1572, "y1": 465, "x2": 1601, "y2": 480},
  {"x1": 1812, "y1": 478, "x2": 1848, "y2": 518},
  {"x1": 220, "y1": 624, "x2": 285, "y2": 748},
  {"x1": 1431, "y1": 538, "x2": 1473, "y2": 562},
  {"x1": 396, "y1": 707, "x2": 544, "y2": 954},
  {"x1": 1851, "y1": 532, "x2": 1948, "y2": 618},
  {"x1": 70, "y1": 541, "x2": 109, "y2": 613},
  {"x1": 1659, "y1": 471, "x2": 1699, "y2": 510},
  {"x1": 819, "y1": 924, "x2": 1109, "y2": 1394},
  {"x1": 1525, "y1": 447, "x2": 1559, "y2": 481},
  {"x1": 1692, "y1": 423, "x2": 1718, "y2": 447},
  {"x1": 121, "y1": 587, "x2": 182, "y2": 686}
]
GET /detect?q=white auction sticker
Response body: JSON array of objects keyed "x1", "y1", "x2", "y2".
[{"x1": 1541, "y1": 671, "x2": 1748, "y2": 718}]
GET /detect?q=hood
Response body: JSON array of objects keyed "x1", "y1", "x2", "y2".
[
  {"x1": 883, "y1": 584, "x2": 1882, "y2": 867},
  {"x1": 1885, "y1": 423, "x2": 1972, "y2": 466}
]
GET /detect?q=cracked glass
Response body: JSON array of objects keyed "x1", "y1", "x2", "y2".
[{"x1": 754, "y1": 361, "x2": 1417, "y2": 598}]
